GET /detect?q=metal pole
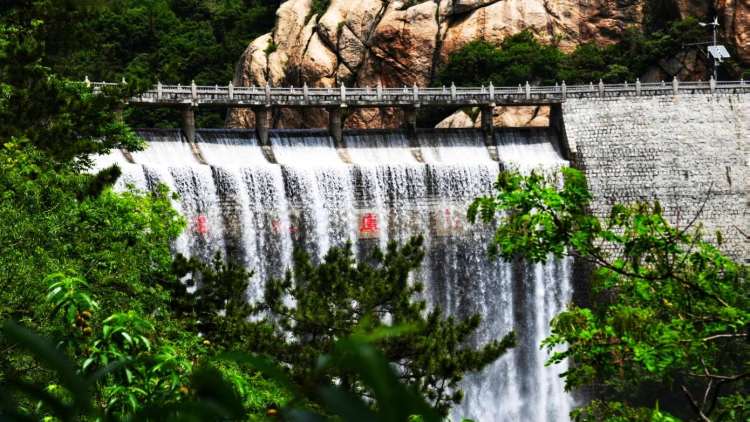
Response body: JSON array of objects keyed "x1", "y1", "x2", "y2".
[{"x1": 713, "y1": 23, "x2": 718, "y2": 80}]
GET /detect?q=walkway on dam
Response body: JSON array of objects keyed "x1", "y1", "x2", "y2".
[{"x1": 89, "y1": 78, "x2": 749, "y2": 108}]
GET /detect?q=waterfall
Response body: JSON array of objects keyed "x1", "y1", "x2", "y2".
[{"x1": 96, "y1": 127, "x2": 575, "y2": 421}]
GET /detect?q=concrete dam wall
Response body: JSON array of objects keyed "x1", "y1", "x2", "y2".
[{"x1": 561, "y1": 93, "x2": 750, "y2": 260}]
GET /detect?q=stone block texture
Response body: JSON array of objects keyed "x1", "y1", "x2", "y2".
[{"x1": 563, "y1": 94, "x2": 749, "y2": 260}]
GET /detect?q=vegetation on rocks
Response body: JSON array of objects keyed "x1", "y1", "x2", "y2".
[{"x1": 438, "y1": 18, "x2": 740, "y2": 87}]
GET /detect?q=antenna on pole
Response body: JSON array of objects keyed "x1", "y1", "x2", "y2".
[{"x1": 699, "y1": 17, "x2": 729, "y2": 81}]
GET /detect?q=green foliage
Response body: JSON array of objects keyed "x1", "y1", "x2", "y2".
[
  {"x1": 472, "y1": 168, "x2": 749, "y2": 420},
  {"x1": 0, "y1": 21, "x2": 142, "y2": 166},
  {"x1": 169, "y1": 253, "x2": 255, "y2": 347},
  {"x1": 310, "y1": 0, "x2": 330, "y2": 18},
  {"x1": 571, "y1": 400, "x2": 679, "y2": 422},
  {"x1": 439, "y1": 18, "x2": 727, "y2": 88},
  {"x1": 0, "y1": 3, "x2": 298, "y2": 418},
  {"x1": 236, "y1": 238, "x2": 515, "y2": 415},
  {"x1": 86, "y1": 311, "x2": 193, "y2": 416},
  {"x1": 437, "y1": 32, "x2": 564, "y2": 87},
  {"x1": 558, "y1": 18, "x2": 706, "y2": 84},
  {"x1": 264, "y1": 39, "x2": 278, "y2": 56},
  {"x1": 45, "y1": 274, "x2": 99, "y2": 333},
  {"x1": 468, "y1": 168, "x2": 596, "y2": 261},
  {"x1": 1, "y1": 0, "x2": 277, "y2": 128},
  {"x1": 1, "y1": 320, "x2": 444, "y2": 421}
]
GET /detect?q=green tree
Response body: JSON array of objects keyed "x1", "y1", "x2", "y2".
[
  {"x1": 0, "y1": 12, "x2": 286, "y2": 417},
  {"x1": 0, "y1": 320, "x2": 443, "y2": 421},
  {"x1": 437, "y1": 32, "x2": 564, "y2": 87},
  {"x1": 0, "y1": 21, "x2": 141, "y2": 166},
  {"x1": 169, "y1": 252, "x2": 256, "y2": 347},
  {"x1": 217, "y1": 238, "x2": 515, "y2": 415},
  {"x1": 469, "y1": 168, "x2": 749, "y2": 420}
]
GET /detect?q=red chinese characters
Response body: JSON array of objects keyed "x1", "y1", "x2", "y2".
[
  {"x1": 193, "y1": 214, "x2": 208, "y2": 235},
  {"x1": 359, "y1": 212, "x2": 379, "y2": 238}
]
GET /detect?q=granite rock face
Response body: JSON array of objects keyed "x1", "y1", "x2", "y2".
[
  {"x1": 227, "y1": 0, "x2": 748, "y2": 129},
  {"x1": 436, "y1": 106, "x2": 550, "y2": 128}
]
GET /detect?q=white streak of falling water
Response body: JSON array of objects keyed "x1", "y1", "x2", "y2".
[
  {"x1": 196, "y1": 130, "x2": 291, "y2": 298},
  {"x1": 345, "y1": 130, "x2": 422, "y2": 250},
  {"x1": 89, "y1": 148, "x2": 148, "y2": 190},
  {"x1": 495, "y1": 129, "x2": 568, "y2": 174},
  {"x1": 95, "y1": 126, "x2": 576, "y2": 422},
  {"x1": 130, "y1": 129, "x2": 225, "y2": 260},
  {"x1": 271, "y1": 130, "x2": 357, "y2": 259}
]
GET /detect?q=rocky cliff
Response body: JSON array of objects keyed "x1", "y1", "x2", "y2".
[{"x1": 227, "y1": 0, "x2": 749, "y2": 129}]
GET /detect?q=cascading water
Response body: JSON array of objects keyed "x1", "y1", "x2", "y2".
[{"x1": 97, "y1": 126, "x2": 575, "y2": 421}]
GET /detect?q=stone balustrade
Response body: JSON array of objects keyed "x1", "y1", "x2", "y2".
[{"x1": 85, "y1": 77, "x2": 749, "y2": 145}]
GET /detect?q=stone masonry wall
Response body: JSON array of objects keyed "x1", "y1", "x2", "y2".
[{"x1": 562, "y1": 93, "x2": 749, "y2": 260}]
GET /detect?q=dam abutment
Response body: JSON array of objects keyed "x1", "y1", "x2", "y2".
[{"x1": 561, "y1": 93, "x2": 749, "y2": 260}]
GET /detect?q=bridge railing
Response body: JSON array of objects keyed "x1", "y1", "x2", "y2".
[{"x1": 87, "y1": 79, "x2": 748, "y2": 107}]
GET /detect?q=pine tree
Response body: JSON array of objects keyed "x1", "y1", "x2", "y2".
[{"x1": 243, "y1": 237, "x2": 514, "y2": 415}]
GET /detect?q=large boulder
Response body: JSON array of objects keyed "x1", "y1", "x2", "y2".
[{"x1": 228, "y1": 0, "x2": 746, "y2": 129}]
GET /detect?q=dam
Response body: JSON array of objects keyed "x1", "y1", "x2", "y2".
[{"x1": 94, "y1": 83, "x2": 749, "y2": 421}]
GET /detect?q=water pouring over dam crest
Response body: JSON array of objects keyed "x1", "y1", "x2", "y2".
[{"x1": 97, "y1": 127, "x2": 575, "y2": 421}]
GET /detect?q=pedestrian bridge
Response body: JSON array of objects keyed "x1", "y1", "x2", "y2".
[
  {"x1": 92, "y1": 78, "x2": 747, "y2": 108},
  {"x1": 89, "y1": 78, "x2": 748, "y2": 144}
]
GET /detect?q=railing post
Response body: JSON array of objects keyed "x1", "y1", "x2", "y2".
[
  {"x1": 672, "y1": 76, "x2": 679, "y2": 95},
  {"x1": 340, "y1": 83, "x2": 346, "y2": 104},
  {"x1": 265, "y1": 83, "x2": 271, "y2": 105},
  {"x1": 598, "y1": 79, "x2": 604, "y2": 97},
  {"x1": 442, "y1": 85, "x2": 447, "y2": 95},
  {"x1": 191, "y1": 80, "x2": 197, "y2": 102},
  {"x1": 561, "y1": 81, "x2": 567, "y2": 100},
  {"x1": 450, "y1": 82, "x2": 456, "y2": 101},
  {"x1": 85, "y1": 76, "x2": 91, "y2": 88},
  {"x1": 228, "y1": 81, "x2": 234, "y2": 100},
  {"x1": 413, "y1": 84, "x2": 419, "y2": 103},
  {"x1": 525, "y1": 81, "x2": 530, "y2": 100},
  {"x1": 303, "y1": 83, "x2": 309, "y2": 103},
  {"x1": 489, "y1": 82, "x2": 495, "y2": 101},
  {"x1": 377, "y1": 81, "x2": 383, "y2": 101},
  {"x1": 710, "y1": 76, "x2": 716, "y2": 93},
  {"x1": 636, "y1": 78, "x2": 641, "y2": 96},
  {"x1": 121, "y1": 77, "x2": 127, "y2": 85},
  {"x1": 157, "y1": 81, "x2": 163, "y2": 100}
]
